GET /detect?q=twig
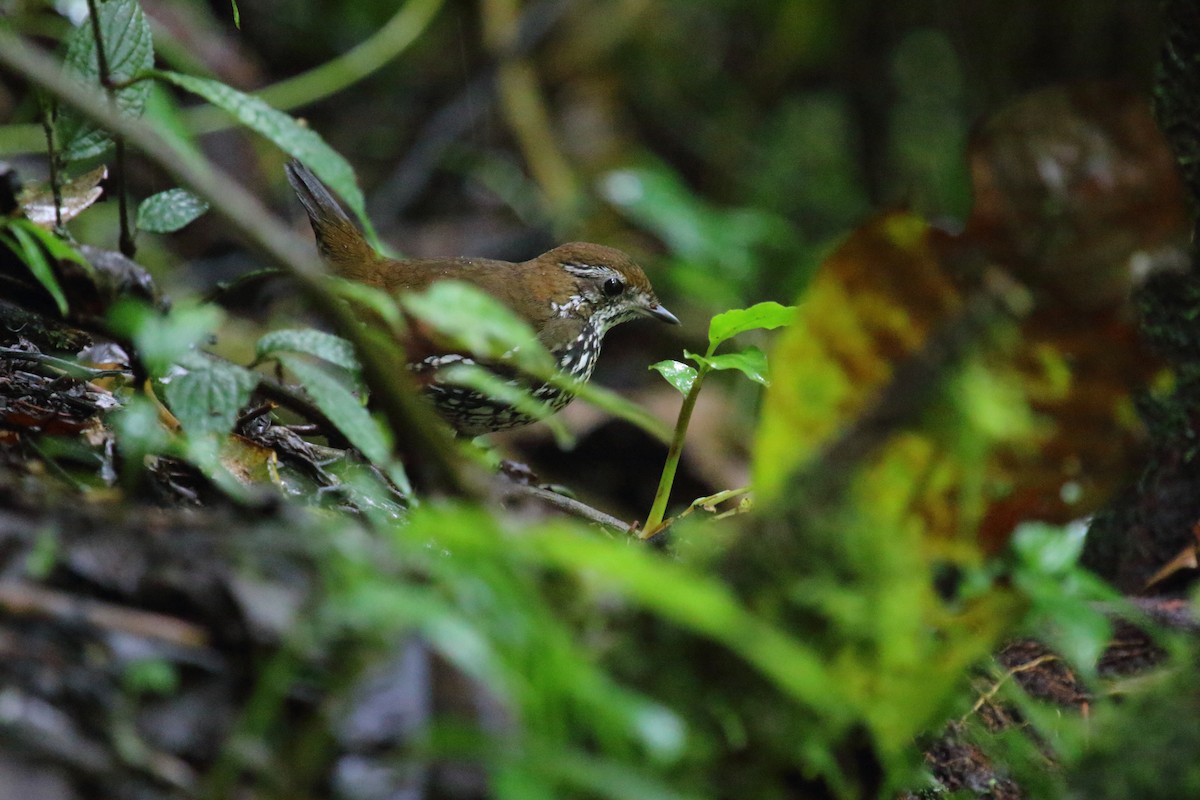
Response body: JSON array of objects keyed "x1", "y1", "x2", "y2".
[
  {"x1": 504, "y1": 481, "x2": 633, "y2": 533},
  {"x1": 0, "y1": 345, "x2": 130, "y2": 380},
  {"x1": 38, "y1": 107, "x2": 64, "y2": 233},
  {"x1": 0, "y1": 580, "x2": 209, "y2": 648},
  {"x1": 961, "y1": 654, "x2": 1060, "y2": 723}
]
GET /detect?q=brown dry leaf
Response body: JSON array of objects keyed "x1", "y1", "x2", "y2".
[
  {"x1": 220, "y1": 433, "x2": 282, "y2": 487},
  {"x1": 1143, "y1": 542, "x2": 1199, "y2": 591},
  {"x1": 1142, "y1": 522, "x2": 1200, "y2": 591},
  {"x1": 19, "y1": 166, "x2": 108, "y2": 228}
]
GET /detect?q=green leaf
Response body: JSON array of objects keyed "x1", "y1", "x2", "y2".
[
  {"x1": 689, "y1": 346, "x2": 770, "y2": 386},
  {"x1": 122, "y1": 658, "x2": 180, "y2": 696},
  {"x1": 149, "y1": 70, "x2": 376, "y2": 242},
  {"x1": 2, "y1": 223, "x2": 69, "y2": 315},
  {"x1": 327, "y1": 276, "x2": 405, "y2": 331},
  {"x1": 230, "y1": 0, "x2": 241, "y2": 28},
  {"x1": 17, "y1": 220, "x2": 93, "y2": 271},
  {"x1": 401, "y1": 281, "x2": 555, "y2": 373},
  {"x1": 277, "y1": 353, "x2": 391, "y2": 465},
  {"x1": 56, "y1": 0, "x2": 154, "y2": 161},
  {"x1": 1012, "y1": 521, "x2": 1119, "y2": 675},
  {"x1": 108, "y1": 300, "x2": 224, "y2": 377},
  {"x1": 521, "y1": 524, "x2": 843, "y2": 717},
  {"x1": 439, "y1": 363, "x2": 572, "y2": 448},
  {"x1": 708, "y1": 302, "x2": 795, "y2": 352},
  {"x1": 163, "y1": 352, "x2": 259, "y2": 438},
  {"x1": 649, "y1": 360, "x2": 698, "y2": 396},
  {"x1": 256, "y1": 328, "x2": 360, "y2": 372},
  {"x1": 136, "y1": 188, "x2": 210, "y2": 233}
]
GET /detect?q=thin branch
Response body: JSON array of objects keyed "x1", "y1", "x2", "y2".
[
  {"x1": 505, "y1": 481, "x2": 634, "y2": 533},
  {"x1": 0, "y1": 580, "x2": 210, "y2": 648}
]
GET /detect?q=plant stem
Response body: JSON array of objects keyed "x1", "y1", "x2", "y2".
[
  {"x1": 642, "y1": 366, "x2": 707, "y2": 538},
  {"x1": 85, "y1": 0, "x2": 135, "y2": 257}
]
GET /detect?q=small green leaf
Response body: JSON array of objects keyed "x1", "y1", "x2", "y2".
[
  {"x1": 256, "y1": 328, "x2": 360, "y2": 372},
  {"x1": 327, "y1": 277, "x2": 405, "y2": 331},
  {"x1": 1011, "y1": 521, "x2": 1088, "y2": 576},
  {"x1": 108, "y1": 300, "x2": 224, "y2": 377},
  {"x1": 707, "y1": 302, "x2": 795, "y2": 352},
  {"x1": 690, "y1": 346, "x2": 770, "y2": 386},
  {"x1": 163, "y1": 352, "x2": 259, "y2": 438},
  {"x1": 17, "y1": 220, "x2": 93, "y2": 271},
  {"x1": 149, "y1": 70, "x2": 376, "y2": 242},
  {"x1": 3, "y1": 223, "x2": 69, "y2": 315},
  {"x1": 277, "y1": 353, "x2": 391, "y2": 464},
  {"x1": 230, "y1": 0, "x2": 241, "y2": 28},
  {"x1": 649, "y1": 360, "x2": 698, "y2": 396},
  {"x1": 136, "y1": 189, "x2": 210, "y2": 233},
  {"x1": 57, "y1": 0, "x2": 154, "y2": 161},
  {"x1": 122, "y1": 658, "x2": 179, "y2": 696},
  {"x1": 1012, "y1": 521, "x2": 1119, "y2": 675}
]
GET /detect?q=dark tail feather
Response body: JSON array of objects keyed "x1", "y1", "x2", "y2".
[{"x1": 285, "y1": 159, "x2": 372, "y2": 277}]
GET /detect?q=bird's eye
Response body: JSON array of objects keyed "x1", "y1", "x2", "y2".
[{"x1": 602, "y1": 277, "x2": 625, "y2": 297}]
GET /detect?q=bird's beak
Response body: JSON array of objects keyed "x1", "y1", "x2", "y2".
[{"x1": 643, "y1": 302, "x2": 680, "y2": 325}]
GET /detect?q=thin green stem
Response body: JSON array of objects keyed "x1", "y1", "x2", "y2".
[
  {"x1": 641, "y1": 366, "x2": 708, "y2": 538},
  {"x1": 38, "y1": 109, "x2": 64, "y2": 234}
]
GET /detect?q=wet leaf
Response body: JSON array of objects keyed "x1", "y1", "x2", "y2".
[
  {"x1": 277, "y1": 353, "x2": 390, "y2": 465},
  {"x1": 163, "y1": 352, "x2": 259, "y2": 439},
  {"x1": 649, "y1": 360, "x2": 698, "y2": 396},
  {"x1": 149, "y1": 70, "x2": 377, "y2": 243},
  {"x1": 56, "y1": 0, "x2": 154, "y2": 161},
  {"x1": 708, "y1": 302, "x2": 795, "y2": 351},
  {"x1": 755, "y1": 203, "x2": 1162, "y2": 555},
  {"x1": 691, "y1": 347, "x2": 769, "y2": 386},
  {"x1": 256, "y1": 328, "x2": 360, "y2": 373},
  {"x1": 136, "y1": 188, "x2": 210, "y2": 233}
]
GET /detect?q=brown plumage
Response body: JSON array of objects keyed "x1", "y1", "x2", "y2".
[{"x1": 285, "y1": 160, "x2": 678, "y2": 435}]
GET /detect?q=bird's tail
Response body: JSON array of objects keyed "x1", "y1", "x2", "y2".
[{"x1": 285, "y1": 159, "x2": 376, "y2": 280}]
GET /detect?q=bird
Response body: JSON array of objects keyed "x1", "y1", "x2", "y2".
[{"x1": 285, "y1": 160, "x2": 679, "y2": 436}]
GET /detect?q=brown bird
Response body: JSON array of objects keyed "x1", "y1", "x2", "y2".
[{"x1": 285, "y1": 160, "x2": 678, "y2": 436}]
